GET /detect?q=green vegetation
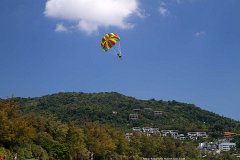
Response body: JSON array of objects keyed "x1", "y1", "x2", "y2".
[
  {"x1": 0, "y1": 92, "x2": 240, "y2": 159},
  {"x1": 15, "y1": 92, "x2": 240, "y2": 135}
]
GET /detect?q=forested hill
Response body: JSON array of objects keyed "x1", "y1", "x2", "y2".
[{"x1": 14, "y1": 92, "x2": 240, "y2": 137}]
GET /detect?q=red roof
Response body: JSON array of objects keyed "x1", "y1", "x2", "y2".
[{"x1": 224, "y1": 132, "x2": 236, "y2": 135}]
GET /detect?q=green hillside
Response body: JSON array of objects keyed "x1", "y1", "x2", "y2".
[
  {"x1": 1, "y1": 92, "x2": 240, "y2": 159},
  {"x1": 15, "y1": 92, "x2": 240, "y2": 138}
]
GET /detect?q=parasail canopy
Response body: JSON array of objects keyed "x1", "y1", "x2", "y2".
[{"x1": 101, "y1": 33, "x2": 120, "y2": 52}]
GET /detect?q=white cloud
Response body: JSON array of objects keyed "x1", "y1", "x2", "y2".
[
  {"x1": 194, "y1": 31, "x2": 206, "y2": 37},
  {"x1": 55, "y1": 23, "x2": 67, "y2": 32},
  {"x1": 158, "y1": 2, "x2": 170, "y2": 17},
  {"x1": 44, "y1": 0, "x2": 141, "y2": 34}
]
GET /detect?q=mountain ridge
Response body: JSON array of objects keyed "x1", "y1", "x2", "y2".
[{"x1": 10, "y1": 91, "x2": 240, "y2": 138}]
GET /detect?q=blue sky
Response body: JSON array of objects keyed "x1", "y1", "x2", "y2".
[{"x1": 0, "y1": 0, "x2": 240, "y2": 120}]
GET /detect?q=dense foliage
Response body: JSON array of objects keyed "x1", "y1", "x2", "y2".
[
  {"x1": 0, "y1": 99, "x2": 200, "y2": 159},
  {"x1": 1, "y1": 92, "x2": 240, "y2": 159},
  {"x1": 15, "y1": 92, "x2": 240, "y2": 136}
]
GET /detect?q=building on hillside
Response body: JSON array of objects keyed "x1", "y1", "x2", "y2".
[
  {"x1": 219, "y1": 142, "x2": 236, "y2": 151},
  {"x1": 132, "y1": 127, "x2": 142, "y2": 132},
  {"x1": 187, "y1": 132, "x2": 208, "y2": 140},
  {"x1": 133, "y1": 109, "x2": 141, "y2": 112},
  {"x1": 142, "y1": 127, "x2": 152, "y2": 136},
  {"x1": 221, "y1": 137, "x2": 234, "y2": 143},
  {"x1": 153, "y1": 111, "x2": 163, "y2": 116},
  {"x1": 142, "y1": 127, "x2": 152, "y2": 133},
  {"x1": 142, "y1": 127, "x2": 160, "y2": 135},
  {"x1": 198, "y1": 142, "x2": 221, "y2": 155},
  {"x1": 198, "y1": 142, "x2": 219, "y2": 151},
  {"x1": 112, "y1": 111, "x2": 118, "y2": 114},
  {"x1": 125, "y1": 133, "x2": 133, "y2": 141},
  {"x1": 151, "y1": 128, "x2": 160, "y2": 134},
  {"x1": 198, "y1": 141, "x2": 236, "y2": 155},
  {"x1": 224, "y1": 132, "x2": 236, "y2": 138},
  {"x1": 177, "y1": 134, "x2": 186, "y2": 140},
  {"x1": 129, "y1": 114, "x2": 138, "y2": 120},
  {"x1": 144, "y1": 108, "x2": 153, "y2": 112},
  {"x1": 161, "y1": 130, "x2": 179, "y2": 138}
]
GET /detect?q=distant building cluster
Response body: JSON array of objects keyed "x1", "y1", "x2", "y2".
[
  {"x1": 197, "y1": 131, "x2": 240, "y2": 155},
  {"x1": 125, "y1": 107, "x2": 239, "y2": 156},
  {"x1": 198, "y1": 141, "x2": 236, "y2": 154},
  {"x1": 125, "y1": 127, "x2": 208, "y2": 141}
]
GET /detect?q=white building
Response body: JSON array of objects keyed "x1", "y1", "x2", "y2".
[
  {"x1": 132, "y1": 127, "x2": 142, "y2": 132},
  {"x1": 161, "y1": 130, "x2": 179, "y2": 138},
  {"x1": 142, "y1": 127, "x2": 152, "y2": 133},
  {"x1": 142, "y1": 127, "x2": 160, "y2": 135},
  {"x1": 198, "y1": 142, "x2": 236, "y2": 153},
  {"x1": 198, "y1": 142, "x2": 219, "y2": 151},
  {"x1": 125, "y1": 133, "x2": 133, "y2": 141},
  {"x1": 112, "y1": 111, "x2": 118, "y2": 114},
  {"x1": 187, "y1": 132, "x2": 208, "y2": 140},
  {"x1": 151, "y1": 128, "x2": 160, "y2": 134},
  {"x1": 219, "y1": 142, "x2": 236, "y2": 151}
]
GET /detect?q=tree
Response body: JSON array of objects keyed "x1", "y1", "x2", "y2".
[
  {"x1": 66, "y1": 123, "x2": 89, "y2": 160},
  {"x1": 84, "y1": 122, "x2": 116, "y2": 159},
  {"x1": 128, "y1": 133, "x2": 142, "y2": 160},
  {"x1": 0, "y1": 99, "x2": 35, "y2": 147}
]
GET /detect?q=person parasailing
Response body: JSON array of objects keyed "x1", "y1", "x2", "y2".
[
  {"x1": 100, "y1": 33, "x2": 122, "y2": 60},
  {"x1": 117, "y1": 52, "x2": 122, "y2": 59}
]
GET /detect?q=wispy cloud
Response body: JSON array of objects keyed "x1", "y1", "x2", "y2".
[
  {"x1": 158, "y1": 2, "x2": 170, "y2": 17},
  {"x1": 175, "y1": 0, "x2": 182, "y2": 4},
  {"x1": 55, "y1": 23, "x2": 67, "y2": 32},
  {"x1": 44, "y1": 0, "x2": 142, "y2": 35},
  {"x1": 158, "y1": 0, "x2": 199, "y2": 17},
  {"x1": 175, "y1": 0, "x2": 199, "y2": 4},
  {"x1": 194, "y1": 31, "x2": 206, "y2": 37}
]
